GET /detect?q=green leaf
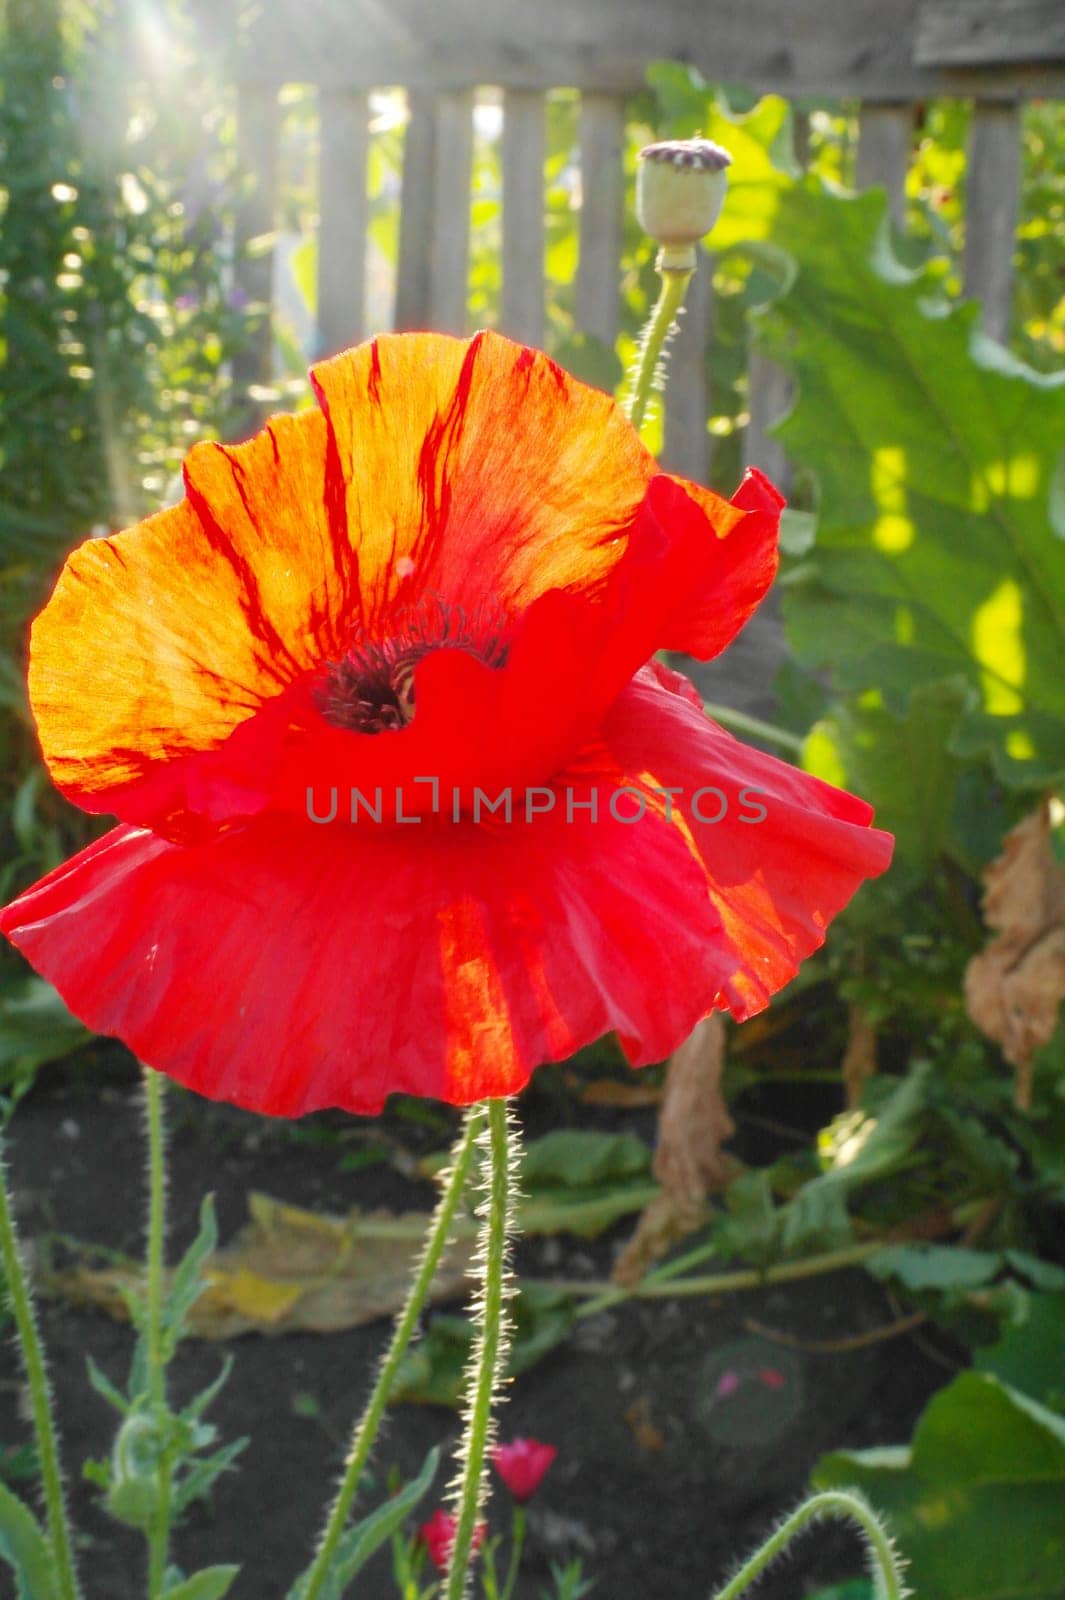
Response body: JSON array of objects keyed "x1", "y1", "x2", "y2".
[
  {"x1": 0, "y1": 1481, "x2": 56, "y2": 1600},
  {"x1": 85, "y1": 1354, "x2": 129, "y2": 1416},
  {"x1": 522, "y1": 1131, "x2": 651, "y2": 1188},
  {"x1": 160, "y1": 1193, "x2": 218, "y2": 1357},
  {"x1": 171, "y1": 1437, "x2": 248, "y2": 1519},
  {"x1": 0, "y1": 976, "x2": 89, "y2": 1093},
  {"x1": 975, "y1": 1290, "x2": 1065, "y2": 1413},
  {"x1": 328, "y1": 1445, "x2": 439, "y2": 1591},
  {"x1": 867, "y1": 1243, "x2": 1003, "y2": 1292},
  {"x1": 1004, "y1": 1252, "x2": 1065, "y2": 1292},
  {"x1": 161, "y1": 1566, "x2": 240, "y2": 1600},
  {"x1": 286, "y1": 1448, "x2": 439, "y2": 1600},
  {"x1": 814, "y1": 1373, "x2": 1065, "y2": 1600},
  {"x1": 802, "y1": 680, "x2": 971, "y2": 866},
  {"x1": 758, "y1": 180, "x2": 1065, "y2": 788},
  {"x1": 390, "y1": 1287, "x2": 576, "y2": 1408},
  {"x1": 515, "y1": 1131, "x2": 657, "y2": 1238}
]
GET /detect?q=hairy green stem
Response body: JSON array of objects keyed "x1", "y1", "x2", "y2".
[
  {"x1": 300, "y1": 1103, "x2": 488, "y2": 1600},
  {"x1": 711, "y1": 1488, "x2": 906, "y2": 1600},
  {"x1": 142, "y1": 1066, "x2": 170, "y2": 1599},
  {"x1": 625, "y1": 263, "x2": 693, "y2": 435},
  {"x1": 0, "y1": 1140, "x2": 82, "y2": 1600},
  {"x1": 444, "y1": 1099, "x2": 516, "y2": 1600}
]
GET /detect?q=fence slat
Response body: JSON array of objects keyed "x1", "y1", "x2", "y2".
[
  {"x1": 916, "y1": 0, "x2": 1065, "y2": 65},
  {"x1": 746, "y1": 349, "x2": 791, "y2": 488},
  {"x1": 317, "y1": 90, "x2": 369, "y2": 358},
  {"x1": 238, "y1": 0, "x2": 1065, "y2": 99},
  {"x1": 233, "y1": 84, "x2": 280, "y2": 401},
  {"x1": 576, "y1": 93, "x2": 625, "y2": 348},
  {"x1": 663, "y1": 247, "x2": 713, "y2": 485},
  {"x1": 855, "y1": 102, "x2": 914, "y2": 226},
  {"x1": 395, "y1": 90, "x2": 436, "y2": 329},
  {"x1": 429, "y1": 90, "x2": 475, "y2": 333},
  {"x1": 501, "y1": 89, "x2": 547, "y2": 346},
  {"x1": 964, "y1": 100, "x2": 1022, "y2": 343}
]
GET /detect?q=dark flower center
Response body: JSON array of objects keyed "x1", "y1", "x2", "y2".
[{"x1": 316, "y1": 596, "x2": 510, "y2": 734}]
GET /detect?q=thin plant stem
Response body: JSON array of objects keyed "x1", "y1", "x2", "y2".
[
  {"x1": 568, "y1": 1239, "x2": 887, "y2": 1318},
  {"x1": 700, "y1": 699, "x2": 805, "y2": 754},
  {"x1": 142, "y1": 1065, "x2": 171, "y2": 1599},
  {"x1": 498, "y1": 1505, "x2": 527, "y2": 1600},
  {"x1": 444, "y1": 1099, "x2": 516, "y2": 1600},
  {"x1": 625, "y1": 263, "x2": 693, "y2": 435},
  {"x1": 711, "y1": 1488, "x2": 907, "y2": 1600},
  {"x1": 300, "y1": 1102, "x2": 488, "y2": 1600},
  {"x1": 0, "y1": 1140, "x2": 82, "y2": 1600},
  {"x1": 563, "y1": 1196, "x2": 992, "y2": 1318}
]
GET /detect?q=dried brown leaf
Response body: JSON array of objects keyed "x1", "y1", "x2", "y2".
[
  {"x1": 964, "y1": 801, "x2": 1065, "y2": 1109},
  {"x1": 612, "y1": 1015, "x2": 737, "y2": 1287},
  {"x1": 42, "y1": 1193, "x2": 476, "y2": 1337}
]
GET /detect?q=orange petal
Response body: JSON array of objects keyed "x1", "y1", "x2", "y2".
[
  {"x1": 310, "y1": 330, "x2": 656, "y2": 629},
  {"x1": 29, "y1": 408, "x2": 344, "y2": 813}
]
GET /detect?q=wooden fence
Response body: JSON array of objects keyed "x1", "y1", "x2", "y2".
[{"x1": 228, "y1": 0, "x2": 1065, "y2": 493}]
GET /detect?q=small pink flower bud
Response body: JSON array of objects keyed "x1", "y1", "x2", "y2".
[
  {"x1": 636, "y1": 138, "x2": 732, "y2": 269},
  {"x1": 492, "y1": 1437, "x2": 558, "y2": 1503},
  {"x1": 418, "y1": 1508, "x2": 487, "y2": 1571}
]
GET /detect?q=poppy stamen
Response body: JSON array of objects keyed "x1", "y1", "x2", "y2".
[{"x1": 316, "y1": 595, "x2": 510, "y2": 734}]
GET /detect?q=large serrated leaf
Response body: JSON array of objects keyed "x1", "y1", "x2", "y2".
[
  {"x1": 0, "y1": 1481, "x2": 56, "y2": 1600},
  {"x1": 647, "y1": 70, "x2": 1065, "y2": 790},
  {"x1": 814, "y1": 1373, "x2": 1065, "y2": 1600},
  {"x1": 802, "y1": 680, "x2": 971, "y2": 866},
  {"x1": 759, "y1": 184, "x2": 1065, "y2": 789}
]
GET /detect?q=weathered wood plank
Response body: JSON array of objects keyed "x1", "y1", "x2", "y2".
[
  {"x1": 662, "y1": 247, "x2": 713, "y2": 485},
  {"x1": 855, "y1": 103, "x2": 914, "y2": 227},
  {"x1": 501, "y1": 90, "x2": 546, "y2": 347},
  {"x1": 576, "y1": 93, "x2": 625, "y2": 348},
  {"x1": 394, "y1": 90, "x2": 436, "y2": 330},
  {"x1": 233, "y1": 84, "x2": 280, "y2": 402},
  {"x1": 237, "y1": 0, "x2": 1065, "y2": 98},
  {"x1": 317, "y1": 90, "x2": 369, "y2": 357},
  {"x1": 964, "y1": 100, "x2": 1022, "y2": 343},
  {"x1": 916, "y1": 0, "x2": 1065, "y2": 66},
  {"x1": 745, "y1": 347, "x2": 791, "y2": 490},
  {"x1": 428, "y1": 90, "x2": 475, "y2": 334}
]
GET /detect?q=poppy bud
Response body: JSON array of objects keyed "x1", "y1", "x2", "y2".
[
  {"x1": 106, "y1": 1411, "x2": 168, "y2": 1530},
  {"x1": 636, "y1": 138, "x2": 732, "y2": 270}
]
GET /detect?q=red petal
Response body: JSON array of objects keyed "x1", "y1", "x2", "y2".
[
  {"x1": 599, "y1": 665, "x2": 894, "y2": 1020},
  {"x1": 0, "y1": 785, "x2": 746, "y2": 1114},
  {"x1": 0, "y1": 658, "x2": 889, "y2": 1112},
  {"x1": 262, "y1": 471, "x2": 784, "y2": 826}
]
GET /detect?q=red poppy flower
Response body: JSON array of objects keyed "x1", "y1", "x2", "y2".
[
  {"x1": 419, "y1": 1508, "x2": 487, "y2": 1571},
  {"x1": 492, "y1": 1438, "x2": 557, "y2": 1503},
  {"x1": 0, "y1": 331, "x2": 892, "y2": 1116}
]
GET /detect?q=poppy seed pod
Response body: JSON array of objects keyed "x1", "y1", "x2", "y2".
[{"x1": 637, "y1": 138, "x2": 732, "y2": 268}]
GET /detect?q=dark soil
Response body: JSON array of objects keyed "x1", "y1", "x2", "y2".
[{"x1": 1, "y1": 1048, "x2": 962, "y2": 1600}]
